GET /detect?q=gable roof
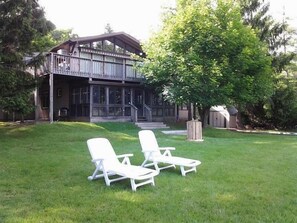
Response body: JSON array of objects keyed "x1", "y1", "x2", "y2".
[{"x1": 50, "y1": 32, "x2": 143, "y2": 55}]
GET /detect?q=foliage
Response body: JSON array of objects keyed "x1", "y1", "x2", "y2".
[
  {"x1": 269, "y1": 77, "x2": 297, "y2": 129},
  {"x1": 0, "y1": 122, "x2": 296, "y2": 222},
  {"x1": 104, "y1": 23, "x2": 114, "y2": 33},
  {"x1": 0, "y1": 66, "x2": 36, "y2": 117},
  {"x1": 238, "y1": 0, "x2": 297, "y2": 129},
  {"x1": 33, "y1": 29, "x2": 78, "y2": 52},
  {"x1": 141, "y1": 0, "x2": 273, "y2": 125},
  {"x1": 0, "y1": 0, "x2": 54, "y2": 119},
  {"x1": 239, "y1": 0, "x2": 296, "y2": 73}
]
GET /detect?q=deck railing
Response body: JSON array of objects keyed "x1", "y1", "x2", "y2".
[
  {"x1": 143, "y1": 104, "x2": 152, "y2": 122},
  {"x1": 129, "y1": 103, "x2": 138, "y2": 123},
  {"x1": 46, "y1": 53, "x2": 144, "y2": 81}
]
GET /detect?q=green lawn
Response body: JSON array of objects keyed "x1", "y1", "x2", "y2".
[{"x1": 0, "y1": 122, "x2": 296, "y2": 223}]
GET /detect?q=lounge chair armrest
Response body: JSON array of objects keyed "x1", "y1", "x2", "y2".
[
  {"x1": 91, "y1": 158, "x2": 104, "y2": 163},
  {"x1": 117, "y1": 153, "x2": 134, "y2": 159},
  {"x1": 117, "y1": 153, "x2": 134, "y2": 165},
  {"x1": 159, "y1": 147, "x2": 175, "y2": 151},
  {"x1": 159, "y1": 147, "x2": 175, "y2": 157}
]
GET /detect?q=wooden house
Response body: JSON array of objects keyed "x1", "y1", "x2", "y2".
[
  {"x1": 36, "y1": 32, "x2": 176, "y2": 123},
  {"x1": 0, "y1": 31, "x2": 237, "y2": 128}
]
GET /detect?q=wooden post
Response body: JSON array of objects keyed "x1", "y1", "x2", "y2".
[
  {"x1": 89, "y1": 85, "x2": 93, "y2": 122},
  {"x1": 187, "y1": 120, "x2": 203, "y2": 142},
  {"x1": 49, "y1": 53, "x2": 54, "y2": 123},
  {"x1": 49, "y1": 72, "x2": 54, "y2": 123}
]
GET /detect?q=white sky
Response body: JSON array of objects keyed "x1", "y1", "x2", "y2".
[{"x1": 39, "y1": 0, "x2": 297, "y2": 41}]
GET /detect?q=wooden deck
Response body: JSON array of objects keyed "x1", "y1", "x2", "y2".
[{"x1": 46, "y1": 52, "x2": 145, "y2": 82}]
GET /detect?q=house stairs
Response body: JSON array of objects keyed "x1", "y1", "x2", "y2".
[{"x1": 135, "y1": 118, "x2": 169, "y2": 130}]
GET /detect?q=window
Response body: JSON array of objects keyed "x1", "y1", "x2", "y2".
[
  {"x1": 103, "y1": 40, "x2": 114, "y2": 52},
  {"x1": 93, "y1": 41, "x2": 103, "y2": 50}
]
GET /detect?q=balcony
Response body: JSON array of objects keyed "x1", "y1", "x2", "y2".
[{"x1": 45, "y1": 52, "x2": 145, "y2": 82}]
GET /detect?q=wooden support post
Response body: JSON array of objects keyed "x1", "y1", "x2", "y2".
[
  {"x1": 49, "y1": 72, "x2": 54, "y2": 123},
  {"x1": 89, "y1": 85, "x2": 93, "y2": 122}
]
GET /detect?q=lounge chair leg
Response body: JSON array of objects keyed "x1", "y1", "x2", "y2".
[
  {"x1": 131, "y1": 179, "x2": 137, "y2": 192},
  {"x1": 181, "y1": 166, "x2": 186, "y2": 176},
  {"x1": 151, "y1": 178, "x2": 155, "y2": 186}
]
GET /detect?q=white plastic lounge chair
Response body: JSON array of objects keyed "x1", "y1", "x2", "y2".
[
  {"x1": 138, "y1": 130, "x2": 201, "y2": 176},
  {"x1": 87, "y1": 138, "x2": 158, "y2": 191}
]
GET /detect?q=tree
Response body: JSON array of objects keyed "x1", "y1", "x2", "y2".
[
  {"x1": 0, "y1": 0, "x2": 55, "y2": 121},
  {"x1": 104, "y1": 23, "x2": 114, "y2": 34},
  {"x1": 33, "y1": 29, "x2": 78, "y2": 52},
  {"x1": 239, "y1": 0, "x2": 295, "y2": 73},
  {"x1": 141, "y1": 0, "x2": 273, "y2": 126},
  {"x1": 238, "y1": 0, "x2": 297, "y2": 129}
]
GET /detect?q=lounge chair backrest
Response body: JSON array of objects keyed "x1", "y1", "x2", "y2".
[
  {"x1": 87, "y1": 138, "x2": 120, "y2": 166},
  {"x1": 138, "y1": 130, "x2": 162, "y2": 159}
]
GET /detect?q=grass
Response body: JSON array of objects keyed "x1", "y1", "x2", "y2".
[{"x1": 0, "y1": 122, "x2": 296, "y2": 223}]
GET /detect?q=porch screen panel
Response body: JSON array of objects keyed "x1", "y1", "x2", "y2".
[
  {"x1": 109, "y1": 87, "x2": 122, "y2": 116},
  {"x1": 124, "y1": 88, "x2": 131, "y2": 116},
  {"x1": 152, "y1": 93, "x2": 163, "y2": 117},
  {"x1": 92, "y1": 86, "x2": 106, "y2": 117},
  {"x1": 71, "y1": 86, "x2": 90, "y2": 117}
]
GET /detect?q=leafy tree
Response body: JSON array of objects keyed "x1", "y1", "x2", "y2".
[
  {"x1": 268, "y1": 77, "x2": 297, "y2": 129},
  {"x1": 33, "y1": 29, "x2": 78, "y2": 51},
  {"x1": 0, "y1": 0, "x2": 54, "y2": 121},
  {"x1": 141, "y1": 0, "x2": 273, "y2": 126}
]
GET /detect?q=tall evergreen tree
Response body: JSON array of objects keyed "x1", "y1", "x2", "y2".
[
  {"x1": 239, "y1": 0, "x2": 297, "y2": 129},
  {"x1": 239, "y1": 0, "x2": 295, "y2": 72},
  {"x1": 0, "y1": 0, "x2": 55, "y2": 121}
]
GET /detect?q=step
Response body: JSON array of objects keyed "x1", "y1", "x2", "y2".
[{"x1": 135, "y1": 122, "x2": 170, "y2": 130}]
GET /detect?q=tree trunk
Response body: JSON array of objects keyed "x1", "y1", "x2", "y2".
[
  {"x1": 20, "y1": 114, "x2": 24, "y2": 123},
  {"x1": 197, "y1": 106, "x2": 210, "y2": 127},
  {"x1": 187, "y1": 103, "x2": 192, "y2": 120},
  {"x1": 236, "y1": 111, "x2": 244, "y2": 129}
]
